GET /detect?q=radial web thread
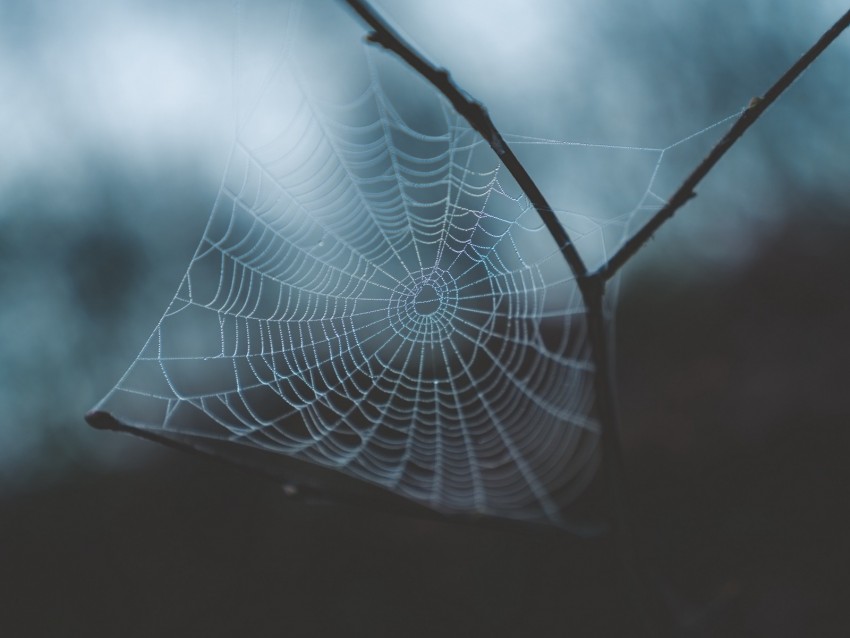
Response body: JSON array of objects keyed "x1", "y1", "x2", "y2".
[{"x1": 91, "y1": 31, "x2": 740, "y2": 530}]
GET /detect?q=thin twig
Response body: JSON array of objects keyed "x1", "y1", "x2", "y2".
[
  {"x1": 585, "y1": 287, "x2": 670, "y2": 637},
  {"x1": 595, "y1": 7, "x2": 850, "y2": 283},
  {"x1": 342, "y1": 0, "x2": 590, "y2": 290},
  {"x1": 338, "y1": 4, "x2": 850, "y2": 636},
  {"x1": 85, "y1": 410, "x2": 567, "y2": 536},
  {"x1": 340, "y1": 1, "x2": 665, "y2": 634}
]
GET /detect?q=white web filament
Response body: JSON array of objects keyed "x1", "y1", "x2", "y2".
[{"x1": 90, "y1": 15, "x2": 739, "y2": 530}]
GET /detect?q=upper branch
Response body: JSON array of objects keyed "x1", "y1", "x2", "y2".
[
  {"x1": 342, "y1": 0, "x2": 590, "y2": 289},
  {"x1": 595, "y1": 8, "x2": 850, "y2": 283}
]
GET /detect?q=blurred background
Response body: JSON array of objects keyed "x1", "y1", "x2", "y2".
[{"x1": 1, "y1": 0, "x2": 848, "y2": 635}]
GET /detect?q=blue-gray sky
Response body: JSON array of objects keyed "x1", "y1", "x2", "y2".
[{"x1": 1, "y1": 0, "x2": 848, "y2": 488}]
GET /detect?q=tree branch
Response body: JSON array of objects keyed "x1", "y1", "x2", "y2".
[
  {"x1": 342, "y1": 0, "x2": 590, "y2": 290},
  {"x1": 333, "y1": 5, "x2": 850, "y2": 633},
  {"x1": 86, "y1": 410, "x2": 570, "y2": 536},
  {"x1": 595, "y1": 7, "x2": 850, "y2": 283}
]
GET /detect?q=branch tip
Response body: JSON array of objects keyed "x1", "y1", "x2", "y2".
[{"x1": 85, "y1": 410, "x2": 121, "y2": 431}]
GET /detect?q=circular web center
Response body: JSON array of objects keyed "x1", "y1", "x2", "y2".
[
  {"x1": 414, "y1": 285, "x2": 440, "y2": 315},
  {"x1": 387, "y1": 268, "x2": 459, "y2": 343}
]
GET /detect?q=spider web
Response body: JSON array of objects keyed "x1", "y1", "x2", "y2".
[{"x1": 88, "y1": 5, "x2": 740, "y2": 531}]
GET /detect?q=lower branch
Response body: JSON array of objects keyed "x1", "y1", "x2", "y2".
[{"x1": 584, "y1": 279, "x2": 670, "y2": 637}]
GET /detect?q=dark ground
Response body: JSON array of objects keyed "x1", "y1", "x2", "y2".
[{"x1": 1, "y1": 213, "x2": 849, "y2": 637}]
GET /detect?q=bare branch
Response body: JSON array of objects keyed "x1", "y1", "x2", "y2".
[
  {"x1": 342, "y1": 0, "x2": 590, "y2": 289},
  {"x1": 595, "y1": 8, "x2": 850, "y2": 283}
]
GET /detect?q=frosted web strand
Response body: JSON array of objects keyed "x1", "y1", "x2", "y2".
[
  {"x1": 504, "y1": 108, "x2": 746, "y2": 232},
  {"x1": 92, "y1": 23, "x2": 744, "y2": 531}
]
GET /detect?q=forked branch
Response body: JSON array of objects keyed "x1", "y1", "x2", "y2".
[
  {"x1": 344, "y1": 1, "x2": 850, "y2": 289},
  {"x1": 339, "y1": 3, "x2": 850, "y2": 635}
]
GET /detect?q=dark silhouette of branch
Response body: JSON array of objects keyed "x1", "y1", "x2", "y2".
[
  {"x1": 584, "y1": 288, "x2": 672, "y2": 637},
  {"x1": 87, "y1": 3, "x2": 850, "y2": 634},
  {"x1": 339, "y1": 3, "x2": 850, "y2": 636},
  {"x1": 339, "y1": 2, "x2": 660, "y2": 635},
  {"x1": 595, "y1": 7, "x2": 850, "y2": 282},
  {"x1": 342, "y1": 0, "x2": 590, "y2": 291},
  {"x1": 85, "y1": 410, "x2": 572, "y2": 537}
]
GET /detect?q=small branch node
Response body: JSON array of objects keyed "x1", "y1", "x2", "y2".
[
  {"x1": 747, "y1": 95, "x2": 764, "y2": 110},
  {"x1": 579, "y1": 272, "x2": 605, "y2": 301}
]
